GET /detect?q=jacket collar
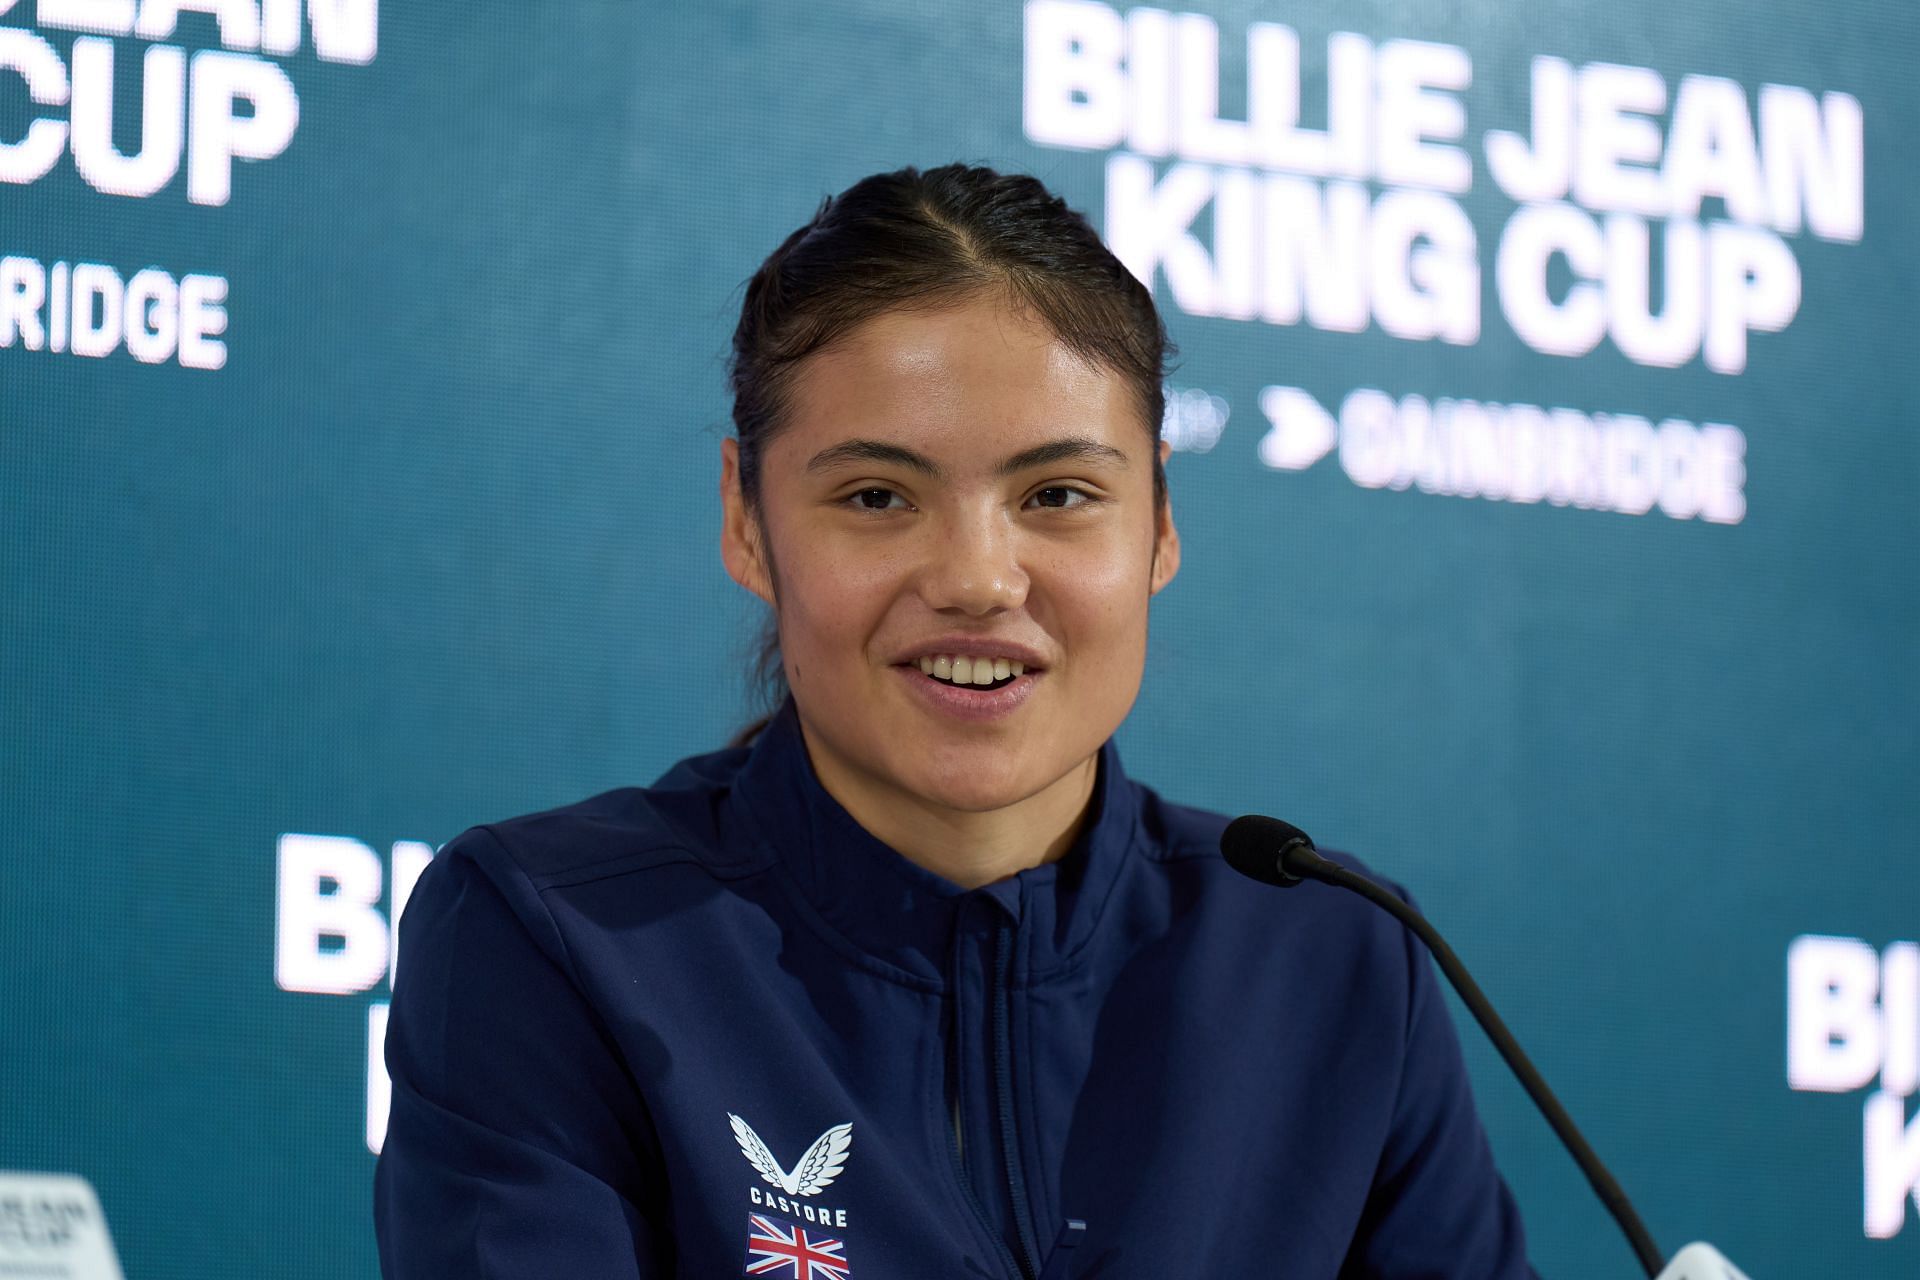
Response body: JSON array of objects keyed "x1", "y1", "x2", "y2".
[{"x1": 728, "y1": 697, "x2": 1142, "y2": 988}]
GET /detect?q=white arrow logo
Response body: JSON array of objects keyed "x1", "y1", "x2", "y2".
[
  {"x1": 1257, "y1": 385, "x2": 1338, "y2": 471},
  {"x1": 728, "y1": 1113, "x2": 853, "y2": 1198}
]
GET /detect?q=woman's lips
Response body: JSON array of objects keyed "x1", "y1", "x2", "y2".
[{"x1": 893, "y1": 663, "x2": 1038, "y2": 722}]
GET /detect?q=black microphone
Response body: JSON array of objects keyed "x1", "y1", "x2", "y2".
[{"x1": 1220, "y1": 814, "x2": 1667, "y2": 1279}]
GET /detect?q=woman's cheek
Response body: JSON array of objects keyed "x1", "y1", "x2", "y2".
[
  {"x1": 782, "y1": 517, "x2": 897, "y2": 607},
  {"x1": 1045, "y1": 536, "x2": 1151, "y2": 612}
]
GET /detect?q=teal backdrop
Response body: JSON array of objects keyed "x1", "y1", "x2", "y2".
[{"x1": 3, "y1": 0, "x2": 1916, "y2": 1275}]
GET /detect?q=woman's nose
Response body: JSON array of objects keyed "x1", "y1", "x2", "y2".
[{"x1": 917, "y1": 513, "x2": 1029, "y2": 615}]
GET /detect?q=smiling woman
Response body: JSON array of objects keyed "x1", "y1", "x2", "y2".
[
  {"x1": 722, "y1": 294, "x2": 1178, "y2": 888},
  {"x1": 373, "y1": 165, "x2": 1538, "y2": 1279}
]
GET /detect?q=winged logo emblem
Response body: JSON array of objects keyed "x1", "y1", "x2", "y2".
[{"x1": 728, "y1": 1113, "x2": 853, "y2": 1198}]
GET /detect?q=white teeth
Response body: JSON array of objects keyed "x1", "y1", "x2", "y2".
[{"x1": 917, "y1": 653, "x2": 1033, "y2": 686}]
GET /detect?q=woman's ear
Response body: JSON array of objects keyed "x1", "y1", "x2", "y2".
[
  {"x1": 720, "y1": 438, "x2": 776, "y2": 606},
  {"x1": 1149, "y1": 439, "x2": 1181, "y2": 595}
]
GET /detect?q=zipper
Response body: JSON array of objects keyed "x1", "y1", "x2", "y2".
[
  {"x1": 946, "y1": 898, "x2": 1029, "y2": 1280},
  {"x1": 991, "y1": 921, "x2": 1044, "y2": 1276}
]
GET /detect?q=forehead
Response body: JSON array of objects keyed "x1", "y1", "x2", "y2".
[{"x1": 774, "y1": 295, "x2": 1143, "y2": 458}]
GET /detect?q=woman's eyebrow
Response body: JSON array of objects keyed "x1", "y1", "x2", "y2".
[{"x1": 805, "y1": 436, "x2": 1131, "y2": 479}]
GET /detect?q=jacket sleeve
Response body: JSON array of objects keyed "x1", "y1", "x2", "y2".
[
  {"x1": 373, "y1": 826, "x2": 674, "y2": 1277},
  {"x1": 1342, "y1": 883, "x2": 1539, "y2": 1279}
]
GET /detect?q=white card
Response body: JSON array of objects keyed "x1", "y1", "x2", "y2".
[{"x1": 0, "y1": 1173, "x2": 126, "y2": 1280}]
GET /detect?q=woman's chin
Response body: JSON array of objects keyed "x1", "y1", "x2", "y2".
[{"x1": 891, "y1": 755, "x2": 1044, "y2": 815}]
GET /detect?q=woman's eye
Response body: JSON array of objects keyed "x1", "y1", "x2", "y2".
[
  {"x1": 1029, "y1": 486, "x2": 1091, "y2": 510},
  {"x1": 849, "y1": 487, "x2": 908, "y2": 511}
]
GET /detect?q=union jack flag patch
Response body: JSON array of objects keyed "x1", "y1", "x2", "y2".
[{"x1": 744, "y1": 1212, "x2": 850, "y2": 1280}]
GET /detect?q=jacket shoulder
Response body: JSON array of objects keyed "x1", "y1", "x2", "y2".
[
  {"x1": 1133, "y1": 784, "x2": 1232, "y2": 859},
  {"x1": 452, "y1": 741, "x2": 772, "y2": 890},
  {"x1": 1132, "y1": 782, "x2": 1400, "y2": 888}
]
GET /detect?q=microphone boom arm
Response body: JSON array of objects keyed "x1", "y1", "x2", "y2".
[{"x1": 1290, "y1": 844, "x2": 1665, "y2": 1278}]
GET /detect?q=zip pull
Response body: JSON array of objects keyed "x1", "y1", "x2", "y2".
[{"x1": 1036, "y1": 1219, "x2": 1086, "y2": 1280}]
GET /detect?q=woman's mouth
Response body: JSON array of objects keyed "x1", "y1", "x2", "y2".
[
  {"x1": 893, "y1": 654, "x2": 1041, "y2": 721},
  {"x1": 912, "y1": 653, "x2": 1027, "y2": 691}
]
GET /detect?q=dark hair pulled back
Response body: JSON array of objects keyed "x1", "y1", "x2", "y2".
[{"x1": 727, "y1": 163, "x2": 1174, "y2": 745}]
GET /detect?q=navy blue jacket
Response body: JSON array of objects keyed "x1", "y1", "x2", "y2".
[{"x1": 374, "y1": 700, "x2": 1533, "y2": 1277}]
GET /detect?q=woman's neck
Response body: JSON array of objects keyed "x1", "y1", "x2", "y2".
[{"x1": 797, "y1": 719, "x2": 1099, "y2": 890}]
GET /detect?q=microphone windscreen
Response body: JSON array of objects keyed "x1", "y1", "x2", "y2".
[{"x1": 1220, "y1": 814, "x2": 1316, "y2": 887}]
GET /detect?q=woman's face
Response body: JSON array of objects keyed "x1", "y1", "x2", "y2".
[{"x1": 720, "y1": 292, "x2": 1178, "y2": 818}]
